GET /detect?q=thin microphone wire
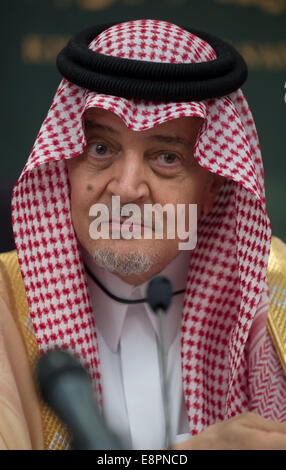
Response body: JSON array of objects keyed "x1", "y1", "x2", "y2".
[{"x1": 84, "y1": 262, "x2": 185, "y2": 305}]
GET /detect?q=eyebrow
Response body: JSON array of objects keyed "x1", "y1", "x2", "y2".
[
  {"x1": 85, "y1": 119, "x2": 194, "y2": 148},
  {"x1": 148, "y1": 134, "x2": 193, "y2": 149},
  {"x1": 85, "y1": 120, "x2": 120, "y2": 135}
]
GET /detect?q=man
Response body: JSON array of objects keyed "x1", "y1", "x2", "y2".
[{"x1": 0, "y1": 19, "x2": 286, "y2": 450}]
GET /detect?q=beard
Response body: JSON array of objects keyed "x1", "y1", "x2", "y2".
[{"x1": 92, "y1": 248, "x2": 155, "y2": 276}]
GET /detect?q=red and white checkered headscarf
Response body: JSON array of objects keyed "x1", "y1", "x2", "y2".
[{"x1": 12, "y1": 20, "x2": 286, "y2": 434}]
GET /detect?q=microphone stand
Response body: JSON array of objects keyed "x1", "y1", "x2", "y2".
[
  {"x1": 147, "y1": 276, "x2": 173, "y2": 449},
  {"x1": 157, "y1": 306, "x2": 172, "y2": 449}
]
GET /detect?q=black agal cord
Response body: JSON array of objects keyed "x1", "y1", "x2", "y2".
[{"x1": 57, "y1": 22, "x2": 247, "y2": 102}]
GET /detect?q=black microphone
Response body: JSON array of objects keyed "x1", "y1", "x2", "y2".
[
  {"x1": 147, "y1": 275, "x2": 172, "y2": 312},
  {"x1": 36, "y1": 349, "x2": 124, "y2": 450},
  {"x1": 147, "y1": 275, "x2": 173, "y2": 449}
]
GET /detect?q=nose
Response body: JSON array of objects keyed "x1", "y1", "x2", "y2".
[{"x1": 106, "y1": 151, "x2": 150, "y2": 203}]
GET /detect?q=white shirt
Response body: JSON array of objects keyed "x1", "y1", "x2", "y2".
[{"x1": 82, "y1": 248, "x2": 191, "y2": 449}]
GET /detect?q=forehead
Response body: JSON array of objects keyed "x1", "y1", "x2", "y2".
[{"x1": 83, "y1": 107, "x2": 204, "y2": 138}]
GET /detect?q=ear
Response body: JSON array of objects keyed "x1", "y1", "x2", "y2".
[{"x1": 202, "y1": 173, "x2": 225, "y2": 216}]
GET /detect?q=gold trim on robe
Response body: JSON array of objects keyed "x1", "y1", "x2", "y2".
[
  {"x1": 0, "y1": 252, "x2": 70, "y2": 450},
  {"x1": 266, "y1": 236, "x2": 286, "y2": 377}
]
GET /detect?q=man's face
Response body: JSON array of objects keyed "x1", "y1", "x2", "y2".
[{"x1": 66, "y1": 107, "x2": 221, "y2": 285}]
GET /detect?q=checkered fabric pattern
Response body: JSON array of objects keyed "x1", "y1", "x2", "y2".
[{"x1": 11, "y1": 19, "x2": 286, "y2": 433}]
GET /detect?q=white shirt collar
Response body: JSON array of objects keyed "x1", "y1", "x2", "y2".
[{"x1": 81, "y1": 246, "x2": 190, "y2": 353}]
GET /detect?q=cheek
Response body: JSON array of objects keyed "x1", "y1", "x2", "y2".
[
  {"x1": 158, "y1": 173, "x2": 209, "y2": 207},
  {"x1": 68, "y1": 167, "x2": 102, "y2": 214},
  {"x1": 70, "y1": 181, "x2": 91, "y2": 214},
  {"x1": 155, "y1": 173, "x2": 209, "y2": 232}
]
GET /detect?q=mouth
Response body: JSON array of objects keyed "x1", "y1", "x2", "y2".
[
  {"x1": 111, "y1": 218, "x2": 153, "y2": 228},
  {"x1": 100, "y1": 218, "x2": 154, "y2": 236}
]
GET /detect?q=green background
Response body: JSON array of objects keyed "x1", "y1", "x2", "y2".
[{"x1": 1, "y1": 0, "x2": 285, "y2": 248}]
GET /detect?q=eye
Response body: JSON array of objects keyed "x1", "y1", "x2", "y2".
[
  {"x1": 89, "y1": 143, "x2": 109, "y2": 157},
  {"x1": 86, "y1": 141, "x2": 116, "y2": 162},
  {"x1": 158, "y1": 153, "x2": 180, "y2": 165}
]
